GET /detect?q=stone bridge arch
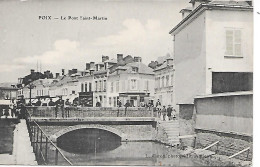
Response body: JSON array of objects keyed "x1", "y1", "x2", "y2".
[{"x1": 50, "y1": 124, "x2": 127, "y2": 142}]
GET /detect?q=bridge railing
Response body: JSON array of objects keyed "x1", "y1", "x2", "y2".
[
  {"x1": 26, "y1": 106, "x2": 155, "y2": 118},
  {"x1": 25, "y1": 115, "x2": 73, "y2": 165}
]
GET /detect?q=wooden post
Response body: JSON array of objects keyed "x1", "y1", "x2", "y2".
[
  {"x1": 193, "y1": 136, "x2": 196, "y2": 148},
  {"x1": 55, "y1": 148, "x2": 59, "y2": 165},
  {"x1": 36, "y1": 127, "x2": 39, "y2": 157},
  {"x1": 45, "y1": 137, "x2": 48, "y2": 163},
  {"x1": 247, "y1": 149, "x2": 250, "y2": 161},
  {"x1": 40, "y1": 131, "x2": 43, "y2": 152}
]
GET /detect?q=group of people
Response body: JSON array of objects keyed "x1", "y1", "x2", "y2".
[
  {"x1": 0, "y1": 98, "x2": 27, "y2": 119},
  {"x1": 155, "y1": 99, "x2": 176, "y2": 121}
]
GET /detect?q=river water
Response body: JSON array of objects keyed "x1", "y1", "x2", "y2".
[
  {"x1": 59, "y1": 141, "x2": 204, "y2": 166},
  {"x1": 54, "y1": 128, "x2": 203, "y2": 166}
]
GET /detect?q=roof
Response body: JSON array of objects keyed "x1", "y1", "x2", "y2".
[
  {"x1": 180, "y1": 7, "x2": 192, "y2": 13},
  {"x1": 169, "y1": 2, "x2": 253, "y2": 34},
  {"x1": 110, "y1": 62, "x2": 154, "y2": 75},
  {"x1": 104, "y1": 58, "x2": 117, "y2": 64},
  {"x1": 194, "y1": 91, "x2": 253, "y2": 99}
]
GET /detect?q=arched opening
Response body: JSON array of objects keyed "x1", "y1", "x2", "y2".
[{"x1": 57, "y1": 128, "x2": 121, "y2": 154}]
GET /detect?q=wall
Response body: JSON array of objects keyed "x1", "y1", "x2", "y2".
[
  {"x1": 36, "y1": 122, "x2": 157, "y2": 142},
  {"x1": 26, "y1": 106, "x2": 153, "y2": 118},
  {"x1": 194, "y1": 93, "x2": 253, "y2": 136},
  {"x1": 173, "y1": 11, "x2": 207, "y2": 110},
  {"x1": 205, "y1": 9, "x2": 253, "y2": 93}
]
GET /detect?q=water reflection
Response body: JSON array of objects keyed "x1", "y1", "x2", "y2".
[
  {"x1": 57, "y1": 128, "x2": 121, "y2": 154},
  {"x1": 58, "y1": 140, "x2": 203, "y2": 166}
]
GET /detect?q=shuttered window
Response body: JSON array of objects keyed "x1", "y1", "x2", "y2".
[{"x1": 225, "y1": 29, "x2": 242, "y2": 57}]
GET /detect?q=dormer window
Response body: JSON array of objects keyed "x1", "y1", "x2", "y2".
[{"x1": 132, "y1": 67, "x2": 139, "y2": 73}]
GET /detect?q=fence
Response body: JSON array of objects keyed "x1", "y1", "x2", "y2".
[
  {"x1": 25, "y1": 115, "x2": 73, "y2": 165},
  {"x1": 26, "y1": 106, "x2": 155, "y2": 118}
]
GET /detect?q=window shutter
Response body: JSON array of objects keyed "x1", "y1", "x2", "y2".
[
  {"x1": 234, "y1": 30, "x2": 241, "y2": 55},
  {"x1": 226, "y1": 30, "x2": 233, "y2": 55}
]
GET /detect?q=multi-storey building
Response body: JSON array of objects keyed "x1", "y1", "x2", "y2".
[
  {"x1": 107, "y1": 58, "x2": 155, "y2": 107},
  {"x1": 154, "y1": 57, "x2": 174, "y2": 107},
  {"x1": 169, "y1": 0, "x2": 253, "y2": 113}
]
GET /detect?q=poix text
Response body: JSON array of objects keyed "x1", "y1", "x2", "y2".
[{"x1": 38, "y1": 16, "x2": 108, "y2": 21}]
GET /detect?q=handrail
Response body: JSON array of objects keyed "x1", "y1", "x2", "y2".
[
  {"x1": 32, "y1": 121, "x2": 73, "y2": 165},
  {"x1": 203, "y1": 141, "x2": 219, "y2": 150},
  {"x1": 228, "y1": 147, "x2": 250, "y2": 159}
]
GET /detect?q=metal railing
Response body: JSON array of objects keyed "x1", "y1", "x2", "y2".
[{"x1": 25, "y1": 114, "x2": 73, "y2": 165}]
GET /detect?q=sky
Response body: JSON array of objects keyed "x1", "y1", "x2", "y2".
[{"x1": 0, "y1": 0, "x2": 189, "y2": 83}]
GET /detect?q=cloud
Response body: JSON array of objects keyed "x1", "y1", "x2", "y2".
[
  {"x1": 0, "y1": 64, "x2": 24, "y2": 72},
  {"x1": 92, "y1": 18, "x2": 172, "y2": 63}
]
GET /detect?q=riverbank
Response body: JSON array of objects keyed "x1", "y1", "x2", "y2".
[{"x1": 179, "y1": 147, "x2": 252, "y2": 167}]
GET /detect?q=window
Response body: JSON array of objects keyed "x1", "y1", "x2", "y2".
[
  {"x1": 81, "y1": 83, "x2": 84, "y2": 92},
  {"x1": 109, "y1": 97, "x2": 112, "y2": 105},
  {"x1": 104, "y1": 80, "x2": 106, "y2": 91},
  {"x1": 116, "y1": 81, "x2": 119, "y2": 92},
  {"x1": 171, "y1": 74, "x2": 174, "y2": 86},
  {"x1": 132, "y1": 67, "x2": 139, "y2": 73},
  {"x1": 166, "y1": 75, "x2": 169, "y2": 87},
  {"x1": 89, "y1": 83, "x2": 92, "y2": 92},
  {"x1": 99, "y1": 80, "x2": 102, "y2": 91},
  {"x1": 158, "y1": 77, "x2": 161, "y2": 88},
  {"x1": 72, "y1": 90, "x2": 75, "y2": 94},
  {"x1": 121, "y1": 80, "x2": 125, "y2": 91},
  {"x1": 131, "y1": 79, "x2": 137, "y2": 90},
  {"x1": 85, "y1": 83, "x2": 88, "y2": 92},
  {"x1": 145, "y1": 80, "x2": 149, "y2": 90},
  {"x1": 161, "y1": 76, "x2": 165, "y2": 88},
  {"x1": 225, "y1": 29, "x2": 242, "y2": 56},
  {"x1": 111, "y1": 82, "x2": 114, "y2": 92},
  {"x1": 113, "y1": 97, "x2": 117, "y2": 107},
  {"x1": 95, "y1": 81, "x2": 98, "y2": 91}
]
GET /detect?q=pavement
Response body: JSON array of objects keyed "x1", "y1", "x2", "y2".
[{"x1": 0, "y1": 119, "x2": 37, "y2": 165}]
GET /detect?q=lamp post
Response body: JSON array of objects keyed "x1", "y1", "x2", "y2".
[{"x1": 27, "y1": 79, "x2": 35, "y2": 106}]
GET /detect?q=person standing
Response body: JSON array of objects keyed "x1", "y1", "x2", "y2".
[
  {"x1": 48, "y1": 98, "x2": 55, "y2": 106},
  {"x1": 35, "y1": 98, "x2": 42, "y2": 106},
  {"x1": 167, "y1": 105, "x2": 173, "y2": 121},
  {"x1": 162, "y1": 106, "x2": 167, "y2": 121},
  {"x1": 55, "y1": 96, "x2": 64, "y2": 118},
  {"x1": 9, "y1": 99, "x2": 16, "y2": 118},
  {"x1": 117, "y1": 99, "x2": 122, "y2": 117},
  {"x1": 64, "y1": 99, "x2": 71, "y2": 118},
  {"x1": 124, "y1": 100, "x2": 130, "y2": 117}
]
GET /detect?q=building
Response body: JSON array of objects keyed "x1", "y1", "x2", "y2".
[
  {"x1": 169, "y1": 0, "x2": 253, "y2": 114},
  {"x1": 0, "y1": 85, "x2": 18, "y2": 100},
  {"x1": 169, "y1": 0, "x2": 253, "y2": 159},
  {"x1": 153, "y1": 55, "x2": 174, "y2": 107},
  {"x1": 107, "y1": 59, "x2": 155, "y2": 107}
]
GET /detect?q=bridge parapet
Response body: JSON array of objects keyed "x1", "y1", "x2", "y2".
[{"x1": 26, "y1": 106, "x2": 154, "y2": 118}]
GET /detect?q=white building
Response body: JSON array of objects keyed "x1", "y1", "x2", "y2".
[
  {"x1": 169, "y1": 0, "x2": 253, "y2": 113},
  {"x1": 107, "y1": 61, "x2": 155, "y2": 107}
]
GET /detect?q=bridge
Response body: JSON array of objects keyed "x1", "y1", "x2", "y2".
[{"x1": 24, "y1": 106, "x2": 179, "y2": 165}]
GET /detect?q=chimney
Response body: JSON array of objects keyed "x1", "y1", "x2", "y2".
[
  {"x1": 68, "y1": 70, "x2": 72, "y2": 76},
  {"x1": 117, "y1": 54, "x2": 123, "y2": 63},
  {"x1": 56, "y1": 73, "x2": 60, "y2": 78},
  {"x1": 62, "y1": 69, "x2": 65, "y2": 75},
  {"x1": 86, "y1": 63, "x2": 90, "y2": 70},
  {"x1": 30, "y1": 69, "x2": 35, "y2": 74},
  {"x1": 102, "y1": 56, "x2": 109, "y2": 62},
  {"x1": 134, "y1": 56, "x2": 142, "y2": 62},
  {"x1": 72, "y1": 68, "x2": 78, "y2": 74},
  {"x1": 180, "y1": 8, "x2": 192, "y2": 19},
  {"x1": 90, "y1": 62, "x2": 95, "y2": 70},
  {"x1": 166, "y1": 58, "x2": 173, "y2": 65}
]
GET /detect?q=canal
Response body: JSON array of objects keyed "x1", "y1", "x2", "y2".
[{"x1": 47, "y1": 128, "x2": 204, "y2": 166}]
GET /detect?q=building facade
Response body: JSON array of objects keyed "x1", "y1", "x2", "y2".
[
  {"x1": 169, "y1": 0, "x2": 253, "y2": 113},
  {"x1": 154, "y1": 57, "x2": 174, "y2": 107}
]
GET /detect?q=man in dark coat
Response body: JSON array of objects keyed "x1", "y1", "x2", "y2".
[
  {"x1": 55, "y1": 96, "x2": 64, "y2": 118},
  {"x1": 167, "y1": 105, "x2": 173, "y2": 121}
]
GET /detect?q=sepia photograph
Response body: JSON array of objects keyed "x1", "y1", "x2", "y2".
[{"x1": 0, "y1": 0, "x2": 254, "y2": 166}]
